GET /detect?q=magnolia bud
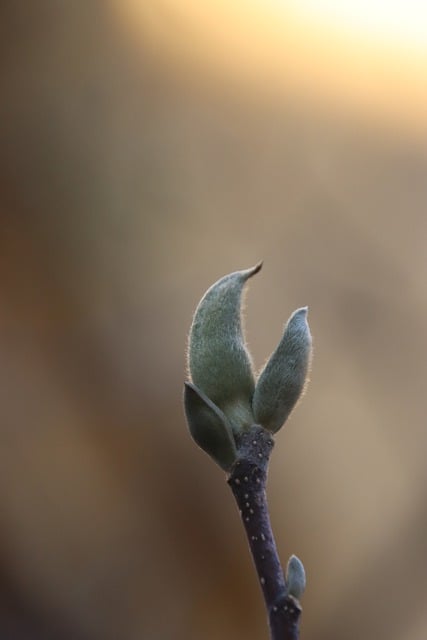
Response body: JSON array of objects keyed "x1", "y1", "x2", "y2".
[
  {"x1": 286, "y1": 554, "x2": 306, "y2": 600},
  {"x1": 252, "y1": 307, "x2": 312, "y2": 433},
  {"x1": 187, "y1": 264, "x2": 261, "y2": 433}
]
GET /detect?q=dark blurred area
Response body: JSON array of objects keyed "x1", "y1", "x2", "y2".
[{"x1": 1, "y1": 1, "x2": 427, "y2": 639}]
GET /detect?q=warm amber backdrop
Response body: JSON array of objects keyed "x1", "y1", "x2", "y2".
[{"x1": 1, "y1": 2, "x2": 427, "y2": 639}]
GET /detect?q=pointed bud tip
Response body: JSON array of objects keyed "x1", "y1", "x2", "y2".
[
  {"x1": 288, "y1": 553, "x2": 303, "y2": 566},
  {"x1": 294, "y1": 306, "x2": 308, "y2": 317},
  {"x1": 242, "y1": 261, "x2": 263, "y2": 281},
  {"x1": 287, "y1": 307, "x2": 310, "y2": 332}
]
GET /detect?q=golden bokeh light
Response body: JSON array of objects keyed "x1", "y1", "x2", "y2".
[
  {"x1": 117, "y1": 0, "x2": 427, "y2": 135},
  {"x1": 275, "y1": 0, "x2": 427, "y2": 53}
]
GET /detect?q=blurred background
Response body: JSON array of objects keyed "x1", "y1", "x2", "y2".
[{"x1": 0, "y1": 1, "x2": 427, "y2": 638}]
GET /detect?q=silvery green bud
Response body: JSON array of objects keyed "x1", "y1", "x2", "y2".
[
  {"x1": 184, "y1": 382, "x2": 237, "y2": 471},
  {"x1": 286, "y1": 554, "x2": 306, "y2": 600},
  {"x1": 188, "y1": 264, "x2": 261, "y2": 433},
  {"x1": 252, "y1": 307, "x2": 312, "y2": 433}
]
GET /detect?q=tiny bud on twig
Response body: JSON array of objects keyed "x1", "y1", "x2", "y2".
[{"x1": 286, "y1": 555, "x2": 306, "y2": 600}]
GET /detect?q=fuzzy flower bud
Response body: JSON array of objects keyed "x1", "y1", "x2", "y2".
[
  {"x1": 184, "y1": 264, "x2": 312, "y2": 470},
  {"x1": 252, "y1": 307, "x2": 312, "y2": 433},
  {"x1": 188, "y1": 264, "x2": 261, "y2": 433}
]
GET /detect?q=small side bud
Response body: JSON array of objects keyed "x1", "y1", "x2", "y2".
[
  {"x1": 252, "y1": 307, "x2": 312, "y2": 433},
  {"x1": 286, "y1": 555, "x2": 306, "y2": 600},
  {"x1": 184, "y1": 382, "x2": 237, "y2": 471},
  {"x1": 188, "y1": 264, "x2": 262, "y2": 433}
]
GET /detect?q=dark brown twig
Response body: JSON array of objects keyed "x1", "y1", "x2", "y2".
[{"x1": 228, "y1": 425, "x2": 302, "y2": 640}]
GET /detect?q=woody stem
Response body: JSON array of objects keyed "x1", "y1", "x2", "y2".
[{"x1": 227, "y1": 425, "x2": 302, "y2": 640}]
